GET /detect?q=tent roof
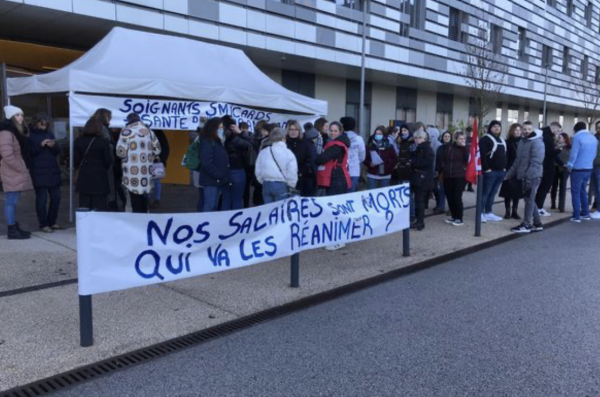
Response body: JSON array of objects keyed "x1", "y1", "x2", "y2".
[{"x1": 7, "y1": 27, "x2": 327, "y2": 115}]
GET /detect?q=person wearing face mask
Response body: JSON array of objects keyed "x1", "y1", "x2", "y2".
[
  {"x1": 440, "y1": 131, "x2": 470, "y2": 226},
  {"x1": 221, "y1": 115, "x2": 253, "y2": 211},
  {"x1": 198, "y1": 117, "x2": 230, "y2": 212},
  {"x1": 479, "y1": 120, "x2": 507, "y2": 222},
  {"x1": 364, "y1": 126, "x2": 397, "y2": 190},
  {"x1": 1, "y1": 106, "x2": 33, "y2": 239},
  {"x1": 286, "y1": 120, "x2": 316, "y2": 196},
  {"x1": 499, "y1": 123, "x2": 523, "y2": 220},
  {"x1": 506, "y1": 121, "x2": 545, "y2": 233}
]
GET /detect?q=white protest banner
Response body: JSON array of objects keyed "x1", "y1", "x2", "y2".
[
  {"x1": 77, "y1": 185, "x2": 410, "y2": 296},
  {"x1": 69, "y1": 94, "x2": 318, "y2": 131}
]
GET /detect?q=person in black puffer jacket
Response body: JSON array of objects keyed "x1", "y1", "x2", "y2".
[
  {"x1": 410, "y1": 130, "x2": 435, "y2": 231},
  {"x1": 29, "y1": 113, "x2": 62, "y2": 232},
  {"x1": 199, "y1": 117, "x2": 231, "y2": 212},
  {"x1": 221, "y1": 115, "x2": 252, "y2": 211},
  {"x1": 74, "y1": 119, "x2": 113, "y2": 212},
  {"x1": 440, "y1": 131, "x2": 470, "y2": 226},
  {"x1": 286, "y1": 120, "x2": 316, "y2": 196},
  {"x1": 394, "y1": 124, "x2": 413, "y2": 184},
  {"x1": 499, "y1": 123, "x2": 523, "y2": 219},
  {"x1": 479, "y1": 120, "x2": 507, "y2": 221},
  {"x1": 535, "y1": 123, "x2": 562, "y2": 215}
]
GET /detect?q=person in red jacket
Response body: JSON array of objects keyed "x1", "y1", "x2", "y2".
[
  {"x1": 364, "y1": 126, "x2": 397, "y2": 189},
  {"x1": 316, "y1": 121, "x2": 351, "y2": 196},
  {"x1": 440, "y1": 131, "x2": 470, "y2": 226}
]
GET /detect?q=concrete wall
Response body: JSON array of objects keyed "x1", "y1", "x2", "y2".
[
  {"x1": 416, "y1": 90, "x2": 436, "y2": 125},
  {"x1": 315, "y1": 74, "x2": 345, "y2": 124},
  {"x1": 369, "y1": 83, "x2": 395, "y2": 136}
]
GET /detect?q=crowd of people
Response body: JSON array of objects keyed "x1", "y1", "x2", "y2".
[{"x1": 1, "y1": 104, "x2": 599, "y2": 242}]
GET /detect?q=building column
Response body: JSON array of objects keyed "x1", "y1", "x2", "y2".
[
  {"x1": 370, "y1": 83, "x2": 395, "y2": 136},
  {"x1": 416, "y1": 90, "x2": 436, "y2": 125},
  {"x1": 315, "y1": 74, "x2": 345, "y2": 123}
]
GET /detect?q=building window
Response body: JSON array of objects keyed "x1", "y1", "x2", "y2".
[
  {"x1": 448, "y1": 8, "x2": 462, "y2": 42},
  {"x1": 508, "y1": 104, "x2": 519, "y2": 125},
  {"x1": 410, "y1": 0, "x2": 426, "y2": 30},
  {"x1": 523, "y1": 106, "x2": 530, "y2": 121},
  {"x1": 396, "y1": 87, "x2": 417, "y2": 123},
  {"x1": 436, "y1": 93, "x2": 453, "y2": 130},
  {"x1": 346, "y1": 80, "x2": 372, "y2": 134},
  {"x1": 517, "y1": 27, "x2": 528, "y2": 61},
  {"x1": 574, "y1": 114, "x2": 579, "y2": 125},
  {"x1": 399, "y1": 0, "x2": 410, "y2": 37},
  {"x1": 567, "y1": 0, "x2": 574, "y2": 16},
  {"x1": 490, "y1": 24, "x2": 503, "y2": 54},
  {"x1": 582, "y1": 55, "x2": 589, "y2": 80},
  {"x1": 282, "y1": 70, "x2": 315, "y2": 98},
  {"x1": 586, "y1": 1, "x2": 593, "y2": 27},
  {"x1": 563, "y1": 47, "x2": 570, "y2": 75},
  {"x1": 546, "y1": 0, "x2": 555, "y2": 8},
  {"x1": 559, "y1": 113, "x2": 564, "y2": 126},
  {"x1": 595, "y1": 65, "x2": 600, "y2": 84},
  {"x1": 539, "y1": 113, "x2": 544, "y2": 128},
  {"x1": 541, "y1": 45, "x2": 552, "y2": 68}
]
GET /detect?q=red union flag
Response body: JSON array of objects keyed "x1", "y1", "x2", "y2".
[{"x1": 466, "y1": 119, "x2": 481, "y2": 185}]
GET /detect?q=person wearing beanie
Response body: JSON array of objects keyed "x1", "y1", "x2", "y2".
[
  {"x1": 1, "y1": 105, "x2": 33, "y2": 239},
  {"x1": 479, "y1": 120, "x2": 507, "y2": 222}
]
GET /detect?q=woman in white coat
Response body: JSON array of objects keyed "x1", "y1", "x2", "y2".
[{"x1": 255, "y1": 128, "x2": 298, "y2": 204}]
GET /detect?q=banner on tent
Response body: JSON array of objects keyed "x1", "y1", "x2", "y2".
[
  {"x1": 77, "y1": 185, "x2": 411, "y2": 296},
  {"x1": 69, "y1": 94, "x2": 318, "y2": 131}
]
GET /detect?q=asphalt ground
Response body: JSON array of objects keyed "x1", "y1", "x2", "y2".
[{"x1": 48, "y1": 220, "x2": 600, "y2": 397}]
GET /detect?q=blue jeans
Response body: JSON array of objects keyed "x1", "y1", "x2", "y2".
[
  {"x1": 196, "y1": 187, "x2": 204, "y2": 212},
  {"x1": 262, "y1": 181, "x2": 289, "y2": 204},
  {"x1": 366, "y1": 177, "x2": 390, "y2": 190},
  {"x1": 153, "y1": 179, "x2": 162, "y2": 201},
  {"x1": 203, "y1": 186, "x2": 222, "y2": 212},
  {"x1": 4, "y1": 191, "x2": 21, "y2": 226},
  {"x1": 482, "y1": 170, "x2": 506, "y2": 213},
  {"x1": 349, "y1": 176, "x2": 360, "y2": 192},
  {"x1": 35, "y1": 186, "x2": 61, "y2": 228},
  {"x1": 571, "y1": 170, "x2": 592, "y2": 219},
  {"x1": 221, "y1": 169, "x2": 246, "y2": 211}
]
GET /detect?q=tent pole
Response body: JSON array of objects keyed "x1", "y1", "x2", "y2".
[
  {"x1": 68, "y1": 92, "x2": 74, "y2": 223},
  {"x1": 358, "y1": 0, "x2": 369, "y2": 137},
  {"x1": 1, "y1": 63, "x2": 9, "y2": 109}
]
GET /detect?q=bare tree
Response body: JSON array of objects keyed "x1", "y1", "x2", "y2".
[
  {"x1": 570, "y1": 72, "x2": 600, "y2": 128},
  {"x1": 462, "y1": 21, "x2": 507, "y2": 135}
]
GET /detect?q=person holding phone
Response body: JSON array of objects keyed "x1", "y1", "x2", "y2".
[{"x1": 29, "y1": 113, "x2": 62, "y2": 232}]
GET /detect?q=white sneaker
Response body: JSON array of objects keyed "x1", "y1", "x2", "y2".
[
  {"x1": 590, "y1": 212, "x2": 600, "y2": 219},
  {"x1": 481, "y1": 214, "x2": 487, "y2": 223},
  {"x1": 485, "y1": 213, "x2": 503, "y2": 222},
  {"x1": 325, "y1": 243, "x2": 346, "y2": 251},
  {"x1": 538, "y1": 209, "x2": 552, "y2": 217}
]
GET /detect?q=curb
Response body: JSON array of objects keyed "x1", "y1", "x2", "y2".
[{"x1": 0, "y1": 215, "x2": 571, "y2": 397}]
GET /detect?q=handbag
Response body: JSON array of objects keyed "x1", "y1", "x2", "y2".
[
  {"x1": 270, "y1": 147, "x2": 299, "y2": 196},
  {"x1": 74, "y1": 137, "x2": 96, "y2": 184},
  {"x1": 151, "y1": 162, "x2": 166, "y2": 179}
]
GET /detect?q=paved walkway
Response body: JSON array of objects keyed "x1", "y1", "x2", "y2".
[
  {"x1": 50, "y1": 221, "x2": 600, "y2": 397},
  {"x1": 0, "y1": 186, "x2": 580, "y2": 392}
]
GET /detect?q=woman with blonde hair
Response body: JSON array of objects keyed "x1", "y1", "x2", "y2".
[{"x1": 286, "y1": 119, "x2": 316, "y2": 196}]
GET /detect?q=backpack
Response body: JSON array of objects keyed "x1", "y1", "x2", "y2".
[
  {"x1": 182, "y1": 138, "x2": 201, "y2": 170},
  {"x1": 483, "y1": 134, "x2": 506, "y2": 159}
]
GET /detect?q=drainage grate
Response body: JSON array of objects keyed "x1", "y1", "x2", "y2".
[{"x1": 0, "y1": 216, "x2": 569, "y2": 397}]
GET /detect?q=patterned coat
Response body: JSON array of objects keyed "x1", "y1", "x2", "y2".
[{"x1": 116, "y1": 122, "x2": 161, "y2": 195}]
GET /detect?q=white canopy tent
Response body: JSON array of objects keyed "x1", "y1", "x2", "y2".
[
  {"x1": 7, "y1": 27, "x2": 327, "y2": 114},
  {"x1": 6, "y1": 27, "x2": 327, "y2": 220}
]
